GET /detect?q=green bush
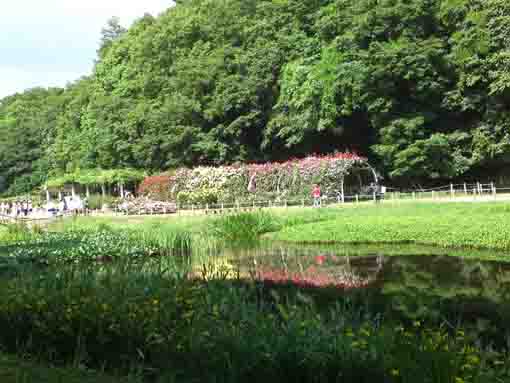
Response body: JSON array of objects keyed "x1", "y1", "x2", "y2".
[
  {"x1": 176, "y1": 189, "x2": 220, "y2": 206},
  {"x1": 210, "y1": 211, "x2": 280, "y2": 243}
]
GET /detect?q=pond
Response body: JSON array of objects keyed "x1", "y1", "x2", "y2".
[
  {"x1": 3, "y1": 235, "x2": 510, "y2": 343},
  {"x1": 216, "y1": 243, "x2": 510, "y2": 343}
]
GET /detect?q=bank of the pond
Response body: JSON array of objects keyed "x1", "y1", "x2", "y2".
[
  {"x1": 0, "y1": 353, "x2": 140, "y2": 383},
  {"x1": 0, "y1": 264, "x2": 508, "y2": 383},
  {"x1": 263, "y1": 242, "x2": 510, "y2": 262},
  {"x1": 268, "y1": 202, "x2": 510, "y2": 252}
]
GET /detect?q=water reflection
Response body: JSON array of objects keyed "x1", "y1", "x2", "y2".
[{"x1": 215, "y1": 243, "x2": 510, "y2": 337}]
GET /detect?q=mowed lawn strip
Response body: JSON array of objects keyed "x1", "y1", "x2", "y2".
[{"x1": 269, "y1": 202, "x2": 510, "y2": 251}]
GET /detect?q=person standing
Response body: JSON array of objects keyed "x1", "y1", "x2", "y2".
[
  {"x1": 312, "y1": 184, "x2": 322, "y2": 208},
  {"x1": 83, "y1": 197, "x2": 89, "y2": 215},
  {"x1": 13, "y1": 201, "x2": 20, "y2": 217},
  {"x1": 247, "y1": 173, "x2": 257, "y2": 193}
]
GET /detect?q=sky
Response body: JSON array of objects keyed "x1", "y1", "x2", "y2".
[{"x1": 0, "y1": 0, "x2": 174, "y2": 99}]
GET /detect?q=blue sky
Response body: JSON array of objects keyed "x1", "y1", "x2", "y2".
[{"x1": 0, "y1": 0, "x2": 173, "y2": 98}]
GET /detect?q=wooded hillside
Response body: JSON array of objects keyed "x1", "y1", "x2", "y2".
[{"x1": 1, "y1": 0, "x2": 509, "y2": 195}]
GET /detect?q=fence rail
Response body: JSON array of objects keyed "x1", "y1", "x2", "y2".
[
  {"x1": 3, "y1": 181, "x2": 509, "y2": 220},
  {"x1": 0, "y1": 212, "x2": 67, "y2": 226},
  {"x1": 110, "y1": 181, "x2": 510, "y2": 217}
]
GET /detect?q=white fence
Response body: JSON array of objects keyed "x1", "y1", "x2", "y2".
[
  {"x1": 107, "y1": 181, "x2": 510, "y2": 217},
  {"x1": 383, "y1": 182, "x2": 505, "y2": 201}
]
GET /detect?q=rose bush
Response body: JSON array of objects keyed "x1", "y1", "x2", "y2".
[
  {"x1": 137, "y1": 174, "x2": 173, "y2": 200},
  {"x1": 139, "y1": 153, "x2": 368, "y2": 203}
]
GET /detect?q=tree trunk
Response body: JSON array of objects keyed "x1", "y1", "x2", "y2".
[
  {"x1": 101, "y1": 184, "x2": 106, "y2": 198},
  {"x1": 86, "y1": 185, "x2": 90, "y2": 198},
  {"x1": 71, "y1": 184, "x2": 76, "y2": 197}
]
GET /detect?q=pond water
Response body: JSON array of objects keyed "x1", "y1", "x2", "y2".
[
  {"x1": 216, "y1": 243, "x2": 510, "y2": 338},
  {"x1": 2, "y1": 237, "x2": 510, "y2": 339},
  {"x1": 223, "y1": 243, "x2": 510, "y2": 292}
]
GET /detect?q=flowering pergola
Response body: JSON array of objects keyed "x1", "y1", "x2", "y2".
[{"x1": 138, "y1": 153, "x2": 377, "y2": 204}]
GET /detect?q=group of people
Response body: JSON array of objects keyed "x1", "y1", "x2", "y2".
[
  {"x1": 46, "y1": 196, "x2": 88, "y2": 216},
  {"x1": 0, "y1": 200, "x2": 35, "y2": 217},
  {"x1": 0, "y1": 196, "x2": 89, "y2": 218}
]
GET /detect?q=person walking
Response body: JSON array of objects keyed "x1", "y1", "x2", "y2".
[{"x1": 312, "y1": 184, "x2": 322, "y2": 208}]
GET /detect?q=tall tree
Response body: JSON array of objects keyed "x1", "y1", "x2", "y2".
[
  {"x1": 2, "y1": 0, "x2": 510, "y2": 194},
  {"x1": 98, "y1": 16, "x2": 127, "y2": 58}
]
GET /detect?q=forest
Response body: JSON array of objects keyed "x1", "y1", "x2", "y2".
[{"x1": 1, "y1": 0, "x2": 509, "y2": 195}]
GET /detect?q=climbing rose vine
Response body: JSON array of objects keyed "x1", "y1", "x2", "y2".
[
  {"x1": 137, "y1": 175, "x2": 172, "y2": 200},
  {"x1": 139, "y1": 153, "x2": 368, "y2": 204}
]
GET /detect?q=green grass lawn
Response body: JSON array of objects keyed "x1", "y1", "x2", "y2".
[
  {"x1": 269, "y1": 202, "x2": 510, "y2": 251},
  {"x1": 46, "y1": 207, "x2": 342, "y2": 239},
  {"x1": 0, "y1": 353, "x2": 140, "y2": 383},
  {"x1": 47, "y1": 213, "x2": 211, "y2": 233},
  {"x1": 45, "y1": 202, "x2": 510, "y2": 252}
]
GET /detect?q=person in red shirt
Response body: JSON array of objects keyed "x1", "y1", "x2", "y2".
[{"x1": 312, "y1": 184, "x2": 321, "y2": 208}]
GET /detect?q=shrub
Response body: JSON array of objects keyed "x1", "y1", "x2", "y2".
[
  {"x1": 137, "y1": 175, "x2": 173, "y2": 200},
  {"x1": 176, "y1": 189, "x2": 220, "y2": 205}
]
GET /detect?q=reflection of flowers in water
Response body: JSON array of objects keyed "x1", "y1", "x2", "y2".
[
  {"x1": 192, "y1": 253, "x2": 381, "y2": 289},
  {"x1": 254, "y1": 255, "x2": 373, "y2": 289},
  {"x1": 255, "y1": 268, "x2": 371, "y2": 289},
  {"x1": 314, "y1": 255, "x2": 326, "y2": 265}
]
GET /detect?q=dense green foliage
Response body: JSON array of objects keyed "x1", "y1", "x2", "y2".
[{"x1": 1, "y1": 0, "x2": 510, "y2": 194}]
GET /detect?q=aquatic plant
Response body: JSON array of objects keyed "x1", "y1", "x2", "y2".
[
  {"x1": 0, "y1": 264, "x2": 507, "y2": 383},
  {"x1": 209, "y1": 211, "x2": 280, "y2": 244}
]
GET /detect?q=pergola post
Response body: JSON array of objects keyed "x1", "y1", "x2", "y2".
[{"x1": 340, "y1": 177, "x2": 345, "y2": 203}]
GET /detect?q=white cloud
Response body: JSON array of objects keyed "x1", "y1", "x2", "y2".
[{"x1": 0, "y1": 0, "x2": 173, "y2": 98}]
